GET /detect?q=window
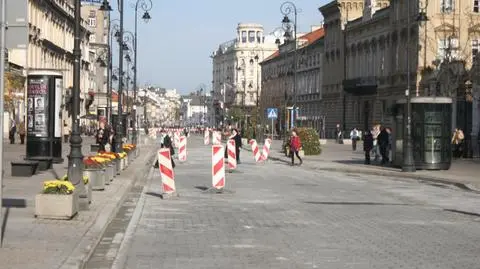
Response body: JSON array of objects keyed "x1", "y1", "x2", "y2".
[
  {"x1": 257, "y1": 31, "x2": 262, "y2": 43},
  {"x1": 474, "y1": 0, "x2": 479, "y2": 12},
  {"x1": 248, "y1": 31, "x2": 255, "y2": 43},
  {"x1": 440, "y1": 0, "x2": 454, "y2": 13},
  {"x1": 473, "y1": 39, "x2": 479, "y2": 62},
  {"x1": 88, "y1": 10, "x2": 97, "y2": 27},
  {"x1": 88, "y1": 17, "x2": 96, "y2": 27},
  {"x1": 437, "y1": 37, "x2": 459, "y2": 60},
  {"x1": 241, "y1": 31, "x2": 247, "y2": 43}
]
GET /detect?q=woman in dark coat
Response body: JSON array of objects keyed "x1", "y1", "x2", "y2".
[{"x1": 154, "y1": 134, "x2": 175, "y2": 169}]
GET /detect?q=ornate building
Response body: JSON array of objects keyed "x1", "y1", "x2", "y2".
[
  {"x1": 320, "y1": 0, "x2": 480, "y2": 155},
  {"x1": 260, "y1": 26, "x2": 325, "y2": 137},
  {"x1": 211, "y1": 23, "x2": 278, "y2": 127},
  {"x1": 8, "y1": 0, "x2": 92, "y2": 134},
  {"x1": 81, "y1": 0, "x2": 109, "y2": 119}
]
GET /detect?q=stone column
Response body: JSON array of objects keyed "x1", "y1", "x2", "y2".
[{"x1": 471, "y1": 84, "x2": 480, "y2": 158}]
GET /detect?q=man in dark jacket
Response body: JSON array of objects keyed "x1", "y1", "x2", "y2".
[
  {"x1": 363, "y1": 130, "x2": 374, "y2": 165},
  {"x1": 377, "y1": 127, "x2": 390, "y2": 165}
]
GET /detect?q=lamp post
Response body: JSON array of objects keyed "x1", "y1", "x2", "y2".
[
  {"x1": 280, "y1": 1, "x2": 297, "y2": 129},
  {"x1": 100, "y1": 1, "x2": 113, "y2": 124},
  {"x1": 403, "y1": 0, "x2": 416, "y2": 172},
  {"x1": 68, "y1": 0, "x2": 88, "y2": 193},
  {"x1": 133, "y1": 0, "x2": 152, "y2": 144},
  {"x1": 114, "y1": 0, "x2": 125, "y2": 154}
]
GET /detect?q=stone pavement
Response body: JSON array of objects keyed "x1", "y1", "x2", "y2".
[
  {"x1": 260, "y1": 139, "x2": 480, "y2": 191},
  {"x1": 89, "y1": 135, "x2": 480, "y2": 269},
  {"x1": 0, "y1": 136, "x2": 159, "y2": 269}
]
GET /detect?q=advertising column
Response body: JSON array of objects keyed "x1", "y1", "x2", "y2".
[{"x1": 26, "y1": 71, "x2": 64, "y2": 163}]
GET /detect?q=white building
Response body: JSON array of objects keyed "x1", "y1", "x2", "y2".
[
  {"x1": 180, "y1": 92, "x2": 211, "y2": 127},
  {"x1": 211, "y1": 23, "x2": 278, "y2": 125},
  {"x1": 138, "y1": 87, "x2": 181, "y2": 127},
  {"x1": 6, "y1": 0, "x2": 92, "y2": 138},
  {"x1": 81, "y1": 0, "x2": 109, "y2": 119}
]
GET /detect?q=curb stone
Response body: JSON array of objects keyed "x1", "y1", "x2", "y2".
[
  {"x1": 58, "y1": 146, "x2": 159, "y2": 269},
  {"x1": 243, "y1": 146, "x2": 480, "y2": 193}
]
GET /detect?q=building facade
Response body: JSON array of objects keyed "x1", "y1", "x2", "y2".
[
  {"x1": 320, "y1": 0, "x2": 480, "y2": 154},
  {"x1": 260, "y1": 27, "x2": 325, "y2": 137},
  {"x1": 81, "y1": 0, "x2": 109, "y2": 119},
  {"x1": 211, "y1": 23, "x2": 278, "y2": 127},
  {"x1": 8, "y1": 0, "x2": 92, "y2": 136}
]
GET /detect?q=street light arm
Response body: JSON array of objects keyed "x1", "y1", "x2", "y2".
[{"x1": 136, "y1": 0, "x2": 153, "y2": 12}]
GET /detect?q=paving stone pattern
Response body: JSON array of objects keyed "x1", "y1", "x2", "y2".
[
  {"x1": 94, "y1": 136, "x2": 480, "y2": 269},
  {"x1": 0, "y1": 138, "x2": 157, "y2": 269}
]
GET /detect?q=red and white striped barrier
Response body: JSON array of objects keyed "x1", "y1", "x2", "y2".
[
  {"x1": 212, "y1": 131, "x2": 221, "y2": 145},
  {"x1": 261, "y1": 138, "x2": 272, "y2": 161},
  {"x1": 204, "y1": 129, "x2": 210, "y2": 145},
  {"x1": 227, "y1": 139, "x2": 237, "y2": 170},
  {"x1": 158, "y1": 148, "x2": 176, "y2": 194},
  {"x1": 174, "y1": 132, "x2": 180, "y2": 148},
  {"x1": 212, "y1": 145, "x2": 225, "y2": 189},
  {"x1": 249, "y1": 139, "x2": 262, "y2": 163},
  {"x1": 178, "y1": 136, "x2": 187, "y2": 162}
]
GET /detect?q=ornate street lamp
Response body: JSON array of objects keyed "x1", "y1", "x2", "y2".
[
  {"x1": 69, "y1": 0, "x2": 86, "y2": 198},
  {"x1": 114, "y1": 0, "x2": 125, "y2": 154},
  {"x1": 403, "y1": 0, "x2": 416, "y2": 172},
  {"x1": 99, "y1": 0, "x2": 112, "y2": 11},
  {"x1": 132, "y1": 0, "x2": 153, "y2": 144},
  {"x1": 280, "y1": 1, "x2": 298, "y2": 129}
]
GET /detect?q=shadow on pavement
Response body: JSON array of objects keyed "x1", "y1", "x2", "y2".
[
  {"x1": 194, "y1": 186, "x2": 208, "y2": 191},
  {"x1": 1, "y1": 198, "x2": 27, "y2": 247},
  {"x1": 303, "y1": 201, "x2": 411, "y2": 206},
  {"x1": 145, "y1": 192, "x2": 163, "y2": 199}
]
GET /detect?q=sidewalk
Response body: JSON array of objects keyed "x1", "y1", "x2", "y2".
[
  {"x1": 0, "y1": 137, "x2": 158, "y2": 269},
  {"x1": 254, "y1": 139, "x2": 480, "y2": 191}
]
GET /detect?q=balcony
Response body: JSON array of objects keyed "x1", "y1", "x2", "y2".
[{"x1": 343, "y1": 76, "x2": 377, "y2": 95}]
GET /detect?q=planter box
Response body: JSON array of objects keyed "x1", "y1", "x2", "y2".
[
  {"x1": 35, "y1": 191, "x2": 79, "y2": 220},
  {"x1": 120, "y1": 158, "x2": 126, "y2": 170},
  {"x1": 115, "y1": 159, "x2": 121, "y2": 175},
  {"x1": 342, "y1": 139, "x2": 352, "y2": 145},
  {"x1": 319, "y1": 139, "x2": 327, "y2": 145},
  {"x1": 106, "y1": 164, "x2": 114, "y2": 181},
  {"x1": 78, "y1": 182, "x2": 92, "y2": 204},
  {"x1": 84, "y1": 169, "x2": 105, "y2": 191}
]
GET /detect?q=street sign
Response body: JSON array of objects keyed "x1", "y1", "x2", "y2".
[
  {"x1": 267, "y1": 108, "x2": 278, "y2": 119},
  {"x1": 1, "y1": 0, "x2": 28, "y2": 49}
]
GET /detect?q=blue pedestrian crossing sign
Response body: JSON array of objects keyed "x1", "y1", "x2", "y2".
[{"x1": 267, "y1": 108, "x2": 278, "y2": 119}]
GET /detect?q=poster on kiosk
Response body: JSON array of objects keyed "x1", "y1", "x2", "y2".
[{"x1": 26, "y1": 70, "x2": 64, "y2": 163}]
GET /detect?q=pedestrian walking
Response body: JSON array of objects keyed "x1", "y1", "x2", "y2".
[
  {"x1": 378, "y1": 126, "x2": 390, "y2": 165},
  {"x1": 96, "y1": 120, "x2": 110, "y2": 152},
  {"x1": 350, "y1": 128, "x2": 359, "y2": 151},
  {"x1": 9, "y1": 120, "x2": 16, "y2": 144},
  {"x1": 18, "y1": 121, "x2": 26, "y2": 144},
  {"x1": 363, "y1": 130, "x2": 374, "y2": 165},
  {"x1": 371, "y1": 124, "x2": 381, "y2": 161},
  {"x1": 229, "y1": 128, "x2": 242, "y2": 164},
  {"x1": 452, "y1": 128, "x2": 465, "y2": 158},
  {"x1": 289, "y1": 129, "x2": 303, "y2": 166}
]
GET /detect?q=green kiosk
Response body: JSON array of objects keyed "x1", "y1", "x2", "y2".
[{"x1": 392, "y1": 97, "x2": 452, "y2": 170}]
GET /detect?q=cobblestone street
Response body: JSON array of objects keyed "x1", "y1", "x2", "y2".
[{"x1": 87, "y1": 136, "x2": 480, "y2": 269}]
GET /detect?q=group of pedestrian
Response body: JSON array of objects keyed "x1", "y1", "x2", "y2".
[
  {"x1": 362, "y1": 124, "x2": 392, "y2": 165},
  {"x1": 9, "y1": 119, "x2": 26, "y2": 144}
]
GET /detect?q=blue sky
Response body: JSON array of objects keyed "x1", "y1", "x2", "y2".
[{"x1": 110, "y1": 0, "x2": 330, "y2": 94}]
